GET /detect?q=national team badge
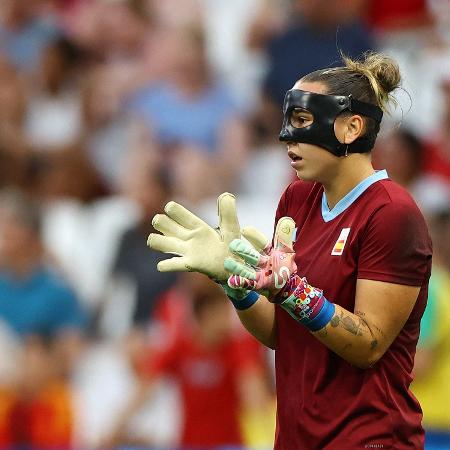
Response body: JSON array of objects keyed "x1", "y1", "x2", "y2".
[{"x1": 331, "y1": 228, "x2": 351, "y2": 255}]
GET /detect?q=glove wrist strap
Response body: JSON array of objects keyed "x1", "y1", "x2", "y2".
[
  {"x1": 276, "y1": 275, "x2": 335, "y2": 331},
  {"x1": 228, "y1": 290, "x2": 260, "y2": 310}
]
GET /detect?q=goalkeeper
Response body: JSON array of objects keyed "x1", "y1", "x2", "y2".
[{"x1": 148, "y1": 52, "x2": 432, "y2": 450}]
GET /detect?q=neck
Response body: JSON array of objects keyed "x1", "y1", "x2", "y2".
[{"x1": 322, "y1": 155, "x2": 375, "y2": 209}]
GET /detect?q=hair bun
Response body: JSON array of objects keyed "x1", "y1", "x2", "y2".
[{"x1": 343, "y1": 52, "x2": 401, "y2": 112}]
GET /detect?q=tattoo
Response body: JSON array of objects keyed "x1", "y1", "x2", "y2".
[
  {"x1": 330, "y1": 315, "x2": 340, "y2": 328},
  {"x1": 355, "y1": 310, "x2": 386, "y2": 339},
  {"x1": 370, "y1": 339, "x2": 378, "y2": 350},
  {"x1": 342, "y1": 343, "x2": 352, "y2": 352},
  {"x1": 341, "y1": 316, "x2": 363, "y2": 336},
  {"x1": 316, "y1": 327, "x2": 328, "y2": 337},
  {"x1": 330, "y1": 311, "x2": 364, "y2": 336},
  {"x1": 373, "y1": 324, "x2": 386, "y2": 337}
]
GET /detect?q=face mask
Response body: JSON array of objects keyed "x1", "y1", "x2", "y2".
[{"x1": 279, "y1": 89, "x2": 383, "y2": 157}]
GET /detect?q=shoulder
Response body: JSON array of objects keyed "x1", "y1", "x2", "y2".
[
  {"x1": 367, "y1": 179, "x2": 427, "y2": 222},
  {"x1": 359, "y1": 179, "x2": 432, "y2": 260}
]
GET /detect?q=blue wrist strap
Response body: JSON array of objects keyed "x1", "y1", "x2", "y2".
[
  {"x1": 228, "y1": 290, "x2": 260, "y2": 310},
  {"x1": 305, "y1": 298, "x2": 335, "y2": 331},
  {"x1": 281, "y1": 294, "x2": 335, "y2": 331}
]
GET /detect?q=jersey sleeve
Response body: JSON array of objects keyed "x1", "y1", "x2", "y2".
[{"x1": 358, "y1": 201, "x2": 432, "y2": 286}]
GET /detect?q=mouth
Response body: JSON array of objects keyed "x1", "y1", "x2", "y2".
[{"x1": 288, "y1": 150, "x2": 303, "y2": 162}]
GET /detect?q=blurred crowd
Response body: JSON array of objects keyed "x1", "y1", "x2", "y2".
[{"x1": 0, "y1": 0, "x2": 450, "y2": 449}]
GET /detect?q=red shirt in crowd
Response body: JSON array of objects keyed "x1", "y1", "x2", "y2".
[
  {"x1": 273, "y1": 171, "x2": 432, "y2": 449},
  {"x1": 422, "y1": 136, "x2": 450, "y2": 183},
  {"x1": 366, "y1": 0, "x2": 432, "y2": 31},
  {"x1": 148, "y1": 326, "x2": 263, "y2": 449}
]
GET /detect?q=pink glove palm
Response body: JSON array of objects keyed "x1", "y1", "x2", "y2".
[{"x1": 224, "y1": 217, "x2": 297, "y2": 298}]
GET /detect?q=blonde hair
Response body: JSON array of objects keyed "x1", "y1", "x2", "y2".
[{"x1": 342, "y1": 52, "x2": 401, "y2": 112}]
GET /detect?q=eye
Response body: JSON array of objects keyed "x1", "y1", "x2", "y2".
[{"x1": 290, "y1": 109, "x2": 313, "y2": 129}]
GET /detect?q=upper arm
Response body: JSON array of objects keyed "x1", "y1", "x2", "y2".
[
  {"x1": 354, "y1": 279, "x2": 420, "y2": 359},
  {"x1": 354, "y1": 198, "x2": 431, "y2": 360}
]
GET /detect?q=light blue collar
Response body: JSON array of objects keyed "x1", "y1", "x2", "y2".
[{"x1": 321, "y1": 170, "x2": 389, "y2": 222}]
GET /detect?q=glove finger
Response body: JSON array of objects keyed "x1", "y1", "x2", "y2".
[
  {"x1": 227, "y1": 274, "x2": 256, "y2": 290},
  {"x1": 242, "y1": 226, "x2": 270, "y2": 253},
  {"x1": 229, "y1": 239, "x2": 267, "y2": 267},
  {"x1": 147, "y1": 233, "x2": 187, "y2": 256},
  {"x1": 152, "y1": 214, "x2": 189, "y2": 239},
  {"x1": 217, "y1": 193, "x2": 240, "y2": 242},
  {"x1": 157, "y1": 257, "x2": 191, "y2": 272},
  {"x1": 273, "y1": 217, "x2": 296, "y2": 251},
  {"x1": 224, "y1": 256, "x2": 257, "y2": 280},
  {"x1": 164, "y1": 201, "x2": 207, "y2": 230}
]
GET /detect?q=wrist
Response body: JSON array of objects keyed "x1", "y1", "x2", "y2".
[
  {"x1": 229, "y1": 290, "x2": 260, "y2": 310},
  {"x1": 217, "y1": 281, "x2": 260, "y2": 310},
  {"x1": 276, "y1": 275, "x2": 335, "y2": 331}
]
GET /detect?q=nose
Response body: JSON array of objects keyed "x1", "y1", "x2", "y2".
[{"x1": 279, "y1": 129, "x2": 291, "y2": 142}]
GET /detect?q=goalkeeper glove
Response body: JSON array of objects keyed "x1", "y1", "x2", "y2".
[
  {"x1": 147, "y1": 192, "x2": 240, "y2": 281},
  {"x1": 225, "y1": 217, "x2": 335, "y2": 331}
]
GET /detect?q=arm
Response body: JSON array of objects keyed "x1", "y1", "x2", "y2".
[
  {"x1": 313, "y1": 279, "x2": 420, "y2": 369},
  {"x1": 225, "y1": 205, "x2": 429, "y2": 368},
  {"x1": 236, "y1": 296, "x2": 276, "y2": 349}
]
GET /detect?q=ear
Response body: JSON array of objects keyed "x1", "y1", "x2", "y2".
[
  {"x1": 343, "y1": 114, "x2": 365, "y2": 144},
  {"x1": 335, "y1": 114, "x2": 365, "y2": 144}
]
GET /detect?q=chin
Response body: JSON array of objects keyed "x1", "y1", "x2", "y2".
[{"x1": 295, "y1": 169, "x2": 315, "y2": 182}]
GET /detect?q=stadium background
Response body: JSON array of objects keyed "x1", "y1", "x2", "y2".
[{"x1": 0, "y1": 0, "x2": 450, "y2": 449}]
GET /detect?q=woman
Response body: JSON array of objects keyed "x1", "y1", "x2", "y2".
[{"x1": 148, "y1": 52, "x2": 432, "y2": 449}]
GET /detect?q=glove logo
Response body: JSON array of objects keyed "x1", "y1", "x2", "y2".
[
  {"x1": 331, "y1": 228, "x2": 350, "y2": 256},
  {"x1": 274, "y1": 266, "x2": 291, "y2": 289}
]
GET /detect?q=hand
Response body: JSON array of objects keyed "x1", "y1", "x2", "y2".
[
  {"x1": 147, "y1": 193, "x2": 240, "y2": 281},
  {"x1": 224, "y1": 217, "x2": 297, "y2": 298}
]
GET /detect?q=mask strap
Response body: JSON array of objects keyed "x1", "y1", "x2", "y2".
[{"x1": 348, "y1": 95, "x2": 383, "y2": 123}]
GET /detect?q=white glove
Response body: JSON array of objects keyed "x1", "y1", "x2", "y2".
[{"x1": 147, "y1": 193, "x2": 240, "y2": 281}]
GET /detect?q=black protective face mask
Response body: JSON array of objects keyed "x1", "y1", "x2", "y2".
[{"x1": 279, "y1": 89, "x2": 383, "y2": 157}]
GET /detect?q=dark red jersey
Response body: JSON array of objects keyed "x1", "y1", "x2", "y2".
[{"x1": 273, "y1": 171, "x2": 432, "y2": 449}]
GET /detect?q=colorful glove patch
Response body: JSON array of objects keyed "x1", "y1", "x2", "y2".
[{"x1": 276, "y1": 275, "x2": 335, "y2": 332}]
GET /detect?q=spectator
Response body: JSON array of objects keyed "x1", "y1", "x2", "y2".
[
  {"x1": 412, "y1": 209, "x2": 450, "y2": 450},
  {"x1": 422, "y1": 76, "x2": 450, "y2": 184},
  {"x1": 373, "y1": 128, "x2": 450, "y2": 215},
  {"x1": 0, "y1": 189, "x2": 85, "y2": 338},
  {"x1": 366, "y1": 0, "x2": 433, "y2": 33},
  {"x1": 100, "y1": 277, "x2": 271, "y2": 449},
  {"x1": 0, "y1": 60, "x2": 29, "y2": 189},
  {"x1": 0, "y1": 0, "x2": 60, "y2": 74},
  {"x1": 25, "y1": 36, "x2": 84, "y2": 151},
  {"x1": 262, "y1": 0, "x2": 374, "y2": 106},
  {"x1": 109, "y1": 164, "x2": 177, "y2": 329},
  {"x1": 0, "y1": 189, "x2": 86, "y2": 449},
  {"x1": 128, "y1": 24, "x2": 250, "y2": 205}
]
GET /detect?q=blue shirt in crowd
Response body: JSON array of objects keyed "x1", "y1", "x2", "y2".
[
  {"x1": 0, "y1": 266, "x2": 86, "y2": 338},
  {"x1": 128, "y1": 81, "x2": 240, "y2": 153},
  {"x1": 264, "y1": 20, "x2": 375, "y2": 105}
]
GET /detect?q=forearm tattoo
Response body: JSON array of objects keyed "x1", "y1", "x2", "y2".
[
  {"x1": 330, "y1": 310, "x2": 364, "y2": 336},
  {"x1": 326, "y1": 309, "x2": 380, "y2": 351}
]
